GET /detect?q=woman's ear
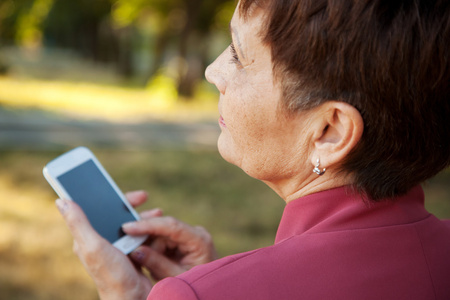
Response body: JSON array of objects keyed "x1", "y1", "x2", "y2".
[{"x1": 310, "y1": 101, "x2": 364, "y2": 169}]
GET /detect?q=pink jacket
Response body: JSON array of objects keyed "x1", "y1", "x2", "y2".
[{"x1": 148, "y1": 186, "x2": 450, "y2": 299}]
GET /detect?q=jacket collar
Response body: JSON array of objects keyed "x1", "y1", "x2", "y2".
[{"x1": 275, "y1": 185, "x2": 428, "y2": 244}]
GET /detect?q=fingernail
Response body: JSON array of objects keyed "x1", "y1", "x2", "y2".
[
  {"x1": 153, "y1": 208, "x2": 163, "y2": 217},
  {"x1": 122, "y1": 222, "x2": 136, "y2": 229},
  {"x1": 131, "y1": 248, "x2": 145, "y2": 262},
  {"x1": 55, "y1": 199, "x2": 68, "y2": 215}
]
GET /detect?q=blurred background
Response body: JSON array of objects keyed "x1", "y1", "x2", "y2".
[{"x1": 0, "y1": 0, "x2": 449, "y2": 299}]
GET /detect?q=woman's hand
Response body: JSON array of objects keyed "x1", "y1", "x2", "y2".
[
  {"x1": 124, "y1": 191, "x2": 217, "y2": 280},
  {"x1": 56, "y1": 197, "x2": 152, "y2": 300}
]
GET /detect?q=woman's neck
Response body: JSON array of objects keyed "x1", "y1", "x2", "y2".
[{"x1": 264, "y1": 171, "x2": 355, "y2": 203}]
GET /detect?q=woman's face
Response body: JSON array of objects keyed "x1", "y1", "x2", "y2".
[{"x1": 205, "y1": 7, "x2": 313, "y2": 185}]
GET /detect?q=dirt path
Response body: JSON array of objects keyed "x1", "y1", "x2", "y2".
[{"x1": 0, "y1": 107, "x2": 220, "y2": 151}]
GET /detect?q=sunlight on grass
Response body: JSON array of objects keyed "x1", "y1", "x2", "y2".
[
  {"x1": 0, "y1": 174, "x2": 98, "y2": 300},
  {"x1": 0, "y1": 76, "x2": 218, "y2": 122}
]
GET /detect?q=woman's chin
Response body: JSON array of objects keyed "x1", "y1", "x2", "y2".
[{"x1": 217, "y1": 134, "x2": 239, "y2": 167}]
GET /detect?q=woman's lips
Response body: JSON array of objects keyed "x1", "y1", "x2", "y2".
[{"x1": 219, "y1": 116, "x2": 227, "y2": 128}]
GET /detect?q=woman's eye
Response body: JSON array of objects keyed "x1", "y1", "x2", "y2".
[{"x1": 229, "y1": 43, "x2": 241, "y2": 65}]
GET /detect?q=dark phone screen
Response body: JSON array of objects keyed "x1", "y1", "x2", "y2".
[{"x1": 57, "y1": 159, "x2": 136, "y2": 243}]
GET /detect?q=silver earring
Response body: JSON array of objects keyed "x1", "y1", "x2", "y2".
[{"x1": 313, "y1": 159, "x2": 326, "y2": 176}]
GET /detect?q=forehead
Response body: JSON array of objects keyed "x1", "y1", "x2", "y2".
[{"x1": 230, "y1": 5, "x2": 266, "y2": 39}]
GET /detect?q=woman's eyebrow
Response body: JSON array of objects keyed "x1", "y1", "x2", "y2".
[{"x1": 229, "y1": 23, "x2": 246, "y2": 60}]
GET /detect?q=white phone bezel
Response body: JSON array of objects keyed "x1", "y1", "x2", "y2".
[{"x1": 43, "y1": 146, "x2": 147, "y2": 254}]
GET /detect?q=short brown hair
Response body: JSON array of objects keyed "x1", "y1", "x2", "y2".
[{"x1": 239, "y1": 0, "x2": 450, "y2": 201}]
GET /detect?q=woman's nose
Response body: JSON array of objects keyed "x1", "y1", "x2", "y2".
[{"x1": 205, "y1": 51, "x2": 227, "y2": 95}]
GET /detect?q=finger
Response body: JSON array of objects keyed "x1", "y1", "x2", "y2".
[
  {"x1": 149, "y1": 237, "x2": 166, "y2": 253},
  {"x1": 125, "y1": 190, "x2": 148, "y2": 208},
  {"x1": 130, "y1": 246, "x2": 186, "y2": 280},
  {"x1": 122, "y1": 217, "x2": 196, "y2": 245},
  {"x1": 56, "y1": 199, "x2": 102, "y2": 246},
  {"x1": 140, "y1": 208, "x2": 163, "y2": 219},
  {"x1": 73, "y1": 240, "x2": 79, "y2": 254}
]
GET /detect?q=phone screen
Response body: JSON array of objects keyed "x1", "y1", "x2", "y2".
[{"x1": 57, "y1": 159, "x2": 135, "y2": 243}]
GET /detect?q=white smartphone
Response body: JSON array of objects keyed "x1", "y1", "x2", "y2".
[{"x1": 43, "y1": 146, "x2": 147, "y2": 254}]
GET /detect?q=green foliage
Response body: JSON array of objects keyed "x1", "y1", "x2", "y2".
[
  {"x1": 111, "y1": 0, "x2": 177, "y2": 28},
  {"x1": 0, "y1": 0, "x2": 30, "y2": 41},
  {"x1": 15, "y1": 0, "x2": 54, "y2": 47},
  {"x1": 0, "y1": 0, "x2": 236, "y2": 97}
]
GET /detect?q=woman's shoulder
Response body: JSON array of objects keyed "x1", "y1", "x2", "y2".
[
  {"x1": 442, "y1": 218, "x2": 450, "y2": 229},
  {"x1": 170, "y1": 214, "x2": 450, "y2": 300},
  {"x1": 148, "y1": 276, "x2": 197, "y2": 300}
]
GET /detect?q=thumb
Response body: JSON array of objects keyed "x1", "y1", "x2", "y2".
[
  {"x1": 129, "y1": 246, "x2": 186, "y2": 280},
  {"x1": 56, "y1": 198, "x2": 101, "y2": 245}
]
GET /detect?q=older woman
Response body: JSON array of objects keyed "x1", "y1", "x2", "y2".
[{"x1": 56, "y1": 0, "x2": 450, "y2": 299}]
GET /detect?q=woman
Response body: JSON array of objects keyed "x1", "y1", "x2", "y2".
[{"x1": 56, "y1": 0, "x2": 450, "y2": 299}]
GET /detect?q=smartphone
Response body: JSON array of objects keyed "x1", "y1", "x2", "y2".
[{"x1": 43, "y1": 146, "x2": 147, "y2": 254}]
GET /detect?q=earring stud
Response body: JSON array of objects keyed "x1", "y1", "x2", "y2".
[{"x1": 313, "y1": 159, "x2": 326, "y2": 176}]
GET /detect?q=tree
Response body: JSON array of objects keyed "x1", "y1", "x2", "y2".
[
  {"x1": 0, "y1": 0, "x2": 236, "y2": 98},
  {"x1": 111, "y1": 0, "x2": 234, "y2": 97}
]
